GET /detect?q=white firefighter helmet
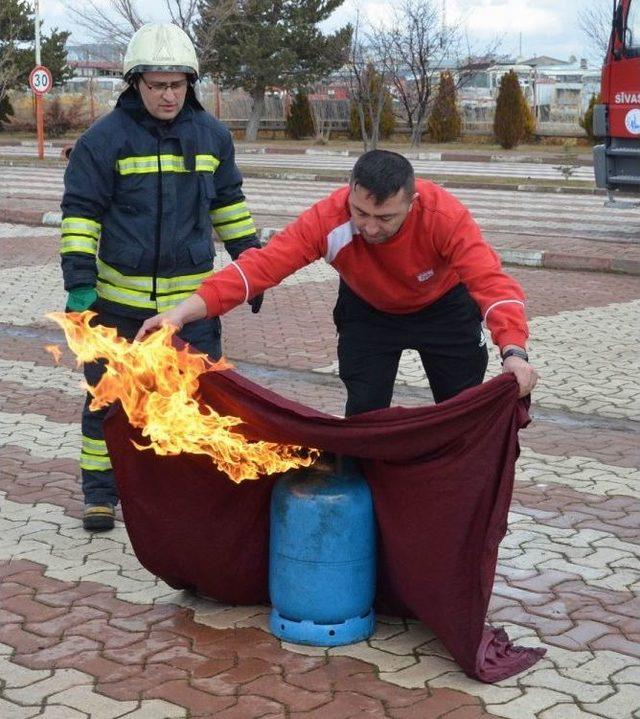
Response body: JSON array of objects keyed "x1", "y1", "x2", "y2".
[{"x1": 123, "y1": 23, "x2": 199, "y2": 81}]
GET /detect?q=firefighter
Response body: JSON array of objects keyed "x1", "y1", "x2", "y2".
[
  {"x1": 61, "y1": 23, "x2": 263, "y2": 531},
  {"x1": 137, "y1": 150, "x2": 538, "y2": 412}
]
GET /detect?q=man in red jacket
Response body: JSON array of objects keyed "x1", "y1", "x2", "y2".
[{"x1": 137, "y1": 150, "x2": 538, "y2": 412}]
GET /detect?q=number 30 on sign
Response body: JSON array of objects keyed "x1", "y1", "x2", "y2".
[{"x1": 29, "y1": 66, "x2": 53, "y2": 95}]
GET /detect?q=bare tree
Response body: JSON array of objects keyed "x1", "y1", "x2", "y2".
[
  {"x1": 166, "y1": 0, "x2": 199, "y2": 36},
  {"x1": 578, "y1": 2, "x2": 613, "y2": 65},
  {"x1": 0, "y1": 42, "x2": 16, "y2": 111},
  {"x1": 1, "y1": 0, "x2": 33, "y2": 122},
  {"x1": 67, "y1": 0, "x2": 145, "y2": 52},
  {"x1": 310, "y1": 101, "x2": 331, "y2": 143},
  {"x1": 67, "y1": 0, "x2": 201, "y2": 51},
  {"x1": 369, "y1": 0, "x2": 462, "y2": 148},
  {"x1": 346, "y1": 14, "x2": 389, "y2": 151}
]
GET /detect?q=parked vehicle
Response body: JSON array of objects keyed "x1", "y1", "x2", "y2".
[{"x1": 593, "y1": 0, "x2": 640, "y2": 204}]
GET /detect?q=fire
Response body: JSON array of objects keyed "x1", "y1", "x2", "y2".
[
  {"x1": 45, "y1": 344, "x2": 62, "y2": 363},
  {"x1": 47, "y1": 311, "x2": 318, "y2": 482}
]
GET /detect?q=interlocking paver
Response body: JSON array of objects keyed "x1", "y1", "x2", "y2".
[
  {"x1": 28, "y1": 707, "x2": 89, "y2": 719},
  {"x1": 538, "y1": 707, "x2": 606, "y2": 719},
  {"x1": 288, "y1": 691, "x2": 386, "y2": 719},
  {"x1": 2, "y1": 163, "x2": 640, "y2": 717},
  {"x1": 0, "y1": 698, "x2": 38, "y2": 719},
  {"x1": 523, "y1": 667, "x2": 612, "y2": 702},
  {"x1": 4, "y1": 668, "x2": 92, "y2": 705},
  {"x1": 583, "y1": 684, "x2": 640, "y2": 718},
  {"x1": 0, "y1": 656, "x2": 50, "y2": 688},
  {"x1": 45, "y1": 685, "x2": 139, "y2": 719}
]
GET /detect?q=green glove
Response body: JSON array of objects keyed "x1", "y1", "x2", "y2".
[{"x1": 66, "y1": 286, "x2": 98, "y2": 312}]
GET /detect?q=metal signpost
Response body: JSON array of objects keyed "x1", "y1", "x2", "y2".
[
  {"x1": 29, "y1": 66, "x2": 52, "y2": 160},
  {"x1": 30, "y1": 0, "x2": 52, "y2": 160}
]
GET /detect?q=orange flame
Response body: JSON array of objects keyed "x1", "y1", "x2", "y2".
[
  {"x1": 45, "y1": 344, "x2": 62, "y2": 364},
  {"x1": 47, "y1": 311, "x2": 318, "y2": 482}
]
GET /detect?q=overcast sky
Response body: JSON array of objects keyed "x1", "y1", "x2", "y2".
[{"x1": 39, "y1": 0, "x2": 607, "y2": 66}]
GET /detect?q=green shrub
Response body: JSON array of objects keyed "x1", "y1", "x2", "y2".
[
  {"x1": 427, "y1": 71, "x2": 462, "y2": 142},
  {"x1": 44, "y1": 97, "x2": 85, "y2": 137},
  {"x1": 522, "y1": 95, "x2": 536, "y2": 141},
  {"x1": 579, "y1": 93, "x2": 601, "y2": 143},
  {"x1": 493, "y1": 70, "x2": 531, "y2": 149},
  {"x1": 286, "y1": 90, "x2": 315, "y2": 139},
  {"x1": 0, "y1": 96, "x2": 14, "y2": 128}
]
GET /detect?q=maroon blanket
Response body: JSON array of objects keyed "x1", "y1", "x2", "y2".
[{"x1": 104, "y1": 369, "x2": 545, "y2": 682}]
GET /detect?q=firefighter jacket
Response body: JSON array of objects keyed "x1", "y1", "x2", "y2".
[
  {"x1": 196, "y1": 180, "x2": 529, "y2": 350},
  {"x1": 60, "y1": 86, "x2": 258, "y2": 318}
]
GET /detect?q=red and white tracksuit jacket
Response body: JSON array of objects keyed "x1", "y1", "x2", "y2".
[{"x1": 197, "y1": 180, "x2": 529, "y2": 349}]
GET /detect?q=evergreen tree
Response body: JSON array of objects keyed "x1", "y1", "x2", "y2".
[
  {"x1": 1, "y1": 1, "x2": 71, "y2": 128},
  {"x1": 493, "y1": 70, "x2": 530, "y2": 149},
  {"x1": 426, "y1": 71, "x2": 461, "y2": 143},
  {"x1": 521, "y1": 93, "x2": 536, "y2": 142},
  {"x1": 286, "y1": 89, "x2": 315, "y2": 139},
  {"x1": 0, "y1": 96, "x2": 14, "y2": 125},
  {"x1": 195, "y1": 0, "x2": 351, "y2": 142},
  {"x1": 348, "y1": 65, "x2": 395, "y2": 141},
  {"x1": 38, "y1": 29, "x2": 73, "y2": 84},
  {"x1": 580, "y1": 93, "x2": 601, "y2": 143}
]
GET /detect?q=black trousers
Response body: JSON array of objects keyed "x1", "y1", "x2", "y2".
[
  {"x1": 334, "y1": 282, "x2": 489, "y2": 416},
  {"x1": 81, "y1": 305, "x2": 222, "y2": 505}
]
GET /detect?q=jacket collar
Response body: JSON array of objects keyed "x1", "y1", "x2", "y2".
[{"x1": 116, "y1": 85, "x2": 203, "y2": 170}]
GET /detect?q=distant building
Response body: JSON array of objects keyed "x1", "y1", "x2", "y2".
[
  {"x1": 66, "y1": 44, "x2": 123, "y2": 78},
  {"x1": 457, "y1": 55, "x2": 601, "y2": 125},
  {"x1": 309, "y1": 82, "x2": 350, "y2": 102},
  {"x1": 521, "y1": 55, "x2": 569, "y2": 67}
]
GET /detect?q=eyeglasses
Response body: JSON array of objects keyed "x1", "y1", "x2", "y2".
[{"x1": 141, "y1": 78, "x2": 189, "y2": 93}]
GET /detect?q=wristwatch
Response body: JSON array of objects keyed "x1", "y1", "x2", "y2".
[{"x1": 501, "y1": 348, "x2": 529, "y2": 364}]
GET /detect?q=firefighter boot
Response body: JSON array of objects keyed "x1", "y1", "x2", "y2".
[{"x1": 83, "y1": 503, "x2": 115, "y2": 531}]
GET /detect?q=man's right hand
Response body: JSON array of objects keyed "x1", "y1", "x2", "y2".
[
  {"x1": 135, "y1": 294, "x2": 208, "y2": 342},
  {"x1": 135, "y1": 308, "x2": 186, "y2": 342}
]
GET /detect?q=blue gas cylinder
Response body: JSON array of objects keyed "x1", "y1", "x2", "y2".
[{"x1": 269, "y1": 466, "x2": 376, "y2": 646}]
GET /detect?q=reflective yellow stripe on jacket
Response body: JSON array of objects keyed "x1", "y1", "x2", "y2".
[
  {"x1": 210, "y1": 200, "x2": 256, "y2": 242},
  {"x1": 80, "y1": 435, "x2": 112, "y2": 472},
  {"x1": 115, "y1": 154, "x2": 220, "y2": 175},
  {"x1": 96, "y1": 258, "x2": 213, "y2": 311},
  {"x1": 60, "y1": 216, "x2": 101, "y2": 255}
]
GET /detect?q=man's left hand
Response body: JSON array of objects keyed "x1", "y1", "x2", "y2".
[
  {"x1": 248, "y1": 293, "x2": 264, "y2": 313},
  {"x1": 225, "y1": 237, "x2": 264, "y2": 313},
  {"x1": 502, "y1": 356, "x2": 539, "y2": 398}
]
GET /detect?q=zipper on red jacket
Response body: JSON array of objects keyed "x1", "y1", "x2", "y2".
[{"x1": 150, "y1": 139, "x2": 162, "y2": 302}]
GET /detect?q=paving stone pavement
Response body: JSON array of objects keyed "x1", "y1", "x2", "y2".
[
  {"x1": 2, "y1": 166, "x2": 640, "y2": 276},
  {"x1": 1, "y1": 174, "x2": 639, "y2": 717}
]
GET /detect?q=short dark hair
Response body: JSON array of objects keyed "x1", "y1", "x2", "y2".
[{"x1": 350, "y1": 150, "x2": 415, "y2": 204}]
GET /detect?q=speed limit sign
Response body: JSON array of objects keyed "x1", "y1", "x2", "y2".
[{"x1": 29, "y1": 65, "x2": 53, "y2": 95}]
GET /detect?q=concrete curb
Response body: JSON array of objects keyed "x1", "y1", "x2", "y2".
[
  {"x1": 237, "y1": 144, "x2": 595, "y2": 167},
  {"x1": 0, "y1": 139, "x2": 71, "y2": 148},
  {"x1": 240, "y1": 168, "x2": 601, "y2": 195},
  {"x1": 3, "y1": 209, "x2": 637, "y2": 276},
  {"x1": 0, "y1": 140, "x2": 594, "y2": 166}
]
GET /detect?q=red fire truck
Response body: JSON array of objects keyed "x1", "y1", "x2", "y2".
[{"x1": 594, "y1": 0, "x2": 640, "y2": 202}]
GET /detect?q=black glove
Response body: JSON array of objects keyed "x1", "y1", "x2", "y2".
[{"x1": 248, "y1": 293, "x2": 264, "y2": 314}]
